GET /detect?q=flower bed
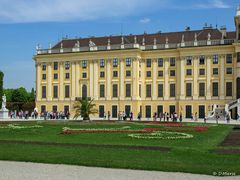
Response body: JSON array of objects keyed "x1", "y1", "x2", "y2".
[
  {"x1": 128, "y1": 131, "x2": 193, "y2": 140},
  {"x1": 0, "y1": 124, "x2": 43, "y2": 129}
]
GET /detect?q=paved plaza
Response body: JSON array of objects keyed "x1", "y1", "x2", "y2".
[{"x1": 0, "y1": 161, "x2": 239, "y2": 180}]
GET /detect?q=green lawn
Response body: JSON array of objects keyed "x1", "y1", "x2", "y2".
[{"x1": 0, "y1": 121, "x2": 239, "y2": 176}]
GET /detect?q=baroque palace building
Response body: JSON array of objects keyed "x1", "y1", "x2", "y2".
[{"x1": 34, "y1": 8, "x2": 240, "y2": 119}]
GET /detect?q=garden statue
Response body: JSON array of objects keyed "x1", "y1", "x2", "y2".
[{"x1": 0, "y1": 94, "x2": 9, "y2": 119}]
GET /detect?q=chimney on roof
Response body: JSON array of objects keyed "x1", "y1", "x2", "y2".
[
  {"x1": 185, "y1": 26, "x2": 190, "y2": 31},
  {"x1": 219, "y1": 26, "x2": 227, "y2": 39},
  {"x1": 203, "y1": 23, "x2": 213, "y2": 30}
]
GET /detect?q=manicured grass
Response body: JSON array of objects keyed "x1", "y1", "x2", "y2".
[{"x1": 0, "y1": 121, "x2": 239, "y2": 175}]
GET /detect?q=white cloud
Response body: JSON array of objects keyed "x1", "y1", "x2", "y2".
[
  {"x1": 195, "y1": 0, "x2": 230, "y2": 9},
  {"x1": 0, "y1": 0, "x2": 161, "y2": 23},
  {"x1": 139, "y1": 18, "x2": 151, "y2": 23}
]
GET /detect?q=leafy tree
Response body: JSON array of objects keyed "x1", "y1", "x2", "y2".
[
  {"x1": 11, "y1": 87, "x2": 29, "y2": 103},
  {"x1": 28, "y1": 88, "x2": 35, "y2": 102},
  {"x1": 73, "y1": 98, "x2": 98, "y2": 120},
  {"x1": 0, "y1": 71, "x2": 3, "y2": 108}
]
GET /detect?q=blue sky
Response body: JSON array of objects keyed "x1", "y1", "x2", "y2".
[{"x1": 0, "y1": 0, "x2": 239, "y2": 91}]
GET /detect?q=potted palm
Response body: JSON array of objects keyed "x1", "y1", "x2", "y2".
[{"x1": 73, "y1": 97, "x2": 98, "y2": 121}]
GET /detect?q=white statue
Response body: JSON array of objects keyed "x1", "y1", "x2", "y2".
[{"x1": 1, "y1": 94, "x2": 6, "y2": 110}]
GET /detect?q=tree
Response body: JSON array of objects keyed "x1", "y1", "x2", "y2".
[
  {"x1": 11, "y1": 87, "x2": 29, "y2": 103},
  {"x1": 73, "y1": 98, "x2": 98, "y2": 120},
  {"x1": 0, "y1": 71, "x2": 4, "y2": 108}
]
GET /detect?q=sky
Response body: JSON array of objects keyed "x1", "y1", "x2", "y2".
[{"x1": 0, "y1": 0, "x2": 239, "y2": 91}]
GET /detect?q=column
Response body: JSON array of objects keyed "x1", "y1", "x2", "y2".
[
  {"x1": 36, "y1": 63, "x2": 41, "y2": 101},
  {"x1": 59, "y1": 62, "x2": 64, "y2": 100},
  {"x1": 89, "y1": 60, "x2": 94, "y2": 98},
  {"x1": 164, "y1": 58, "x2": 169, "y2": 100},
  {"x1": 141, "y1": 59, "x2": 145, "y2": 99},
  {"x1": 206, "y1": 56, "x2": 211, "y2": 99},
  {"x1": 220, "y1": 55, "x2": 225, "y2": 99},
  {"x1": 75, "y1": 62, "x2": 80, "y2": 97},
  {"x1": 71, "y1": 62, "x2": 76, "y2": 100},
  {"x1": 193, "y1": 56, "x2": 198, "y2": 99},
  {"x1": 132, "y1": 58, "x2": 138, "y2": 100},
  {"x1": 152, "y1": 59, "x2": 157, "y2": 100},
  {"x1": 106, "y1": 59, "x2": 111, "y2": 100},
  {"x1": 179, "y1": 57, "x2": 185, "y2": 99},
  {"x1": 47, "y1": 63, "x2": 52, "y2": 101},
  {"x1": 120, "y1": 59, "x2": 125, "y2": 100},
  {"x1": 93, "y1": 60, "x2": 98, "y2": 100}
]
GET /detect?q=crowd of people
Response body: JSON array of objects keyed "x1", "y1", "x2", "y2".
[{"x1": 8, "y1": 108, "x2": 70, "y2": 120}]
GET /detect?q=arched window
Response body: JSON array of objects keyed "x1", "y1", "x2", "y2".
[{"x1": 82, "y1": 85, "x2": 87, "y2": 98}]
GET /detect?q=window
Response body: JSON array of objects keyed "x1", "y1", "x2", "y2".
[
  {"x1": 145, "y1": 106, "x2": 151, "y2": 118},
  {"x1": 100, "y1": 71, "x2": 105, "y2": 78},
  {"x1": 158, "y1": 84, "x2": 163, "y2": 97},
  {"x1": 170, "y1": 70, "x2": 175, "y2": 76},
  {"x1": 126, "y1": 58, "x2": 131, "y2": 66},
  {"x1": 157, "y1": 105, "x2": 163, "y2": 115},
  {"x1": 65, "y1": 73, "x2": 70, "y2": 79},
  {"x1": 113, "y1": 71, "x2": 118, "y2": 77},
  {"x1": 100, "y1": 59, "x2": 105, "y2": 68},
  {"x1": 139, "y1": 84, "x2": 141, "y2": 97},
  {"x1": 186, "y1": 56, "x2": 192, "y2": 65},
  {"x1": 82, "y1": 72, "x2": 87, "y2": 78},
  {"x1": 112, "y1": 84, "x2": 118, "y2": 97},
  {"x1": 82, "y1": 60, "x2": 87, "y2": 68},
  {"x1": 65, "y1": 61, "x2": 70, "y2": 70},
  {"x1": 54, "y1": 62, "x2": 58, "y2": 70},
  {"x1": 41, "y1": 105, "x2": 46, "y2": 113},
  {"x1": 199, "y1": 105, "x2": 205, "y2": 118},
  {"x1": 186, "y1": 69, "x2": 192, "y2": 76},
  {"x1": 213, "y1": 68, "x2": 218, "y2": 75},
  {"x1": 53, "y1": 85, "x2": 58, "y2": 98},
  {"x1": 82, "y1": 85, "x2": 87, "y2": 98},
  {"x1": 125, "y1": 105, "x2": 131, "y2": 117},
  {"x1": 170, "y1": 105, "x2": 175, "y2": 115},
  {"x1": 158, "y1": 71, "x2": 163, "y2": 77},
  {"x1": 146, "y1": 71, "x2": 151, "y2": 77},
  {"x1": 199, "y1": 56, "x2": 205, "y2": 65},
  {"x1": 146, "y1": 84, "x2": 151, "y2": 98},
  {"x1": 212, "y1": 55, "x2": 218, "y2": 64},
  {"x1": 186, "y1": 83, "x2": 192, "y2": 97},
  {"x1": 126, "y1": 84, "x2": 131, "y2": 97},
  {"x1": 199, "y1": 83, "x2": 205, "y2": 96},
  {"x1": 199, "y1": 69, "x2": 205, "y2": 75},
  {"x1": 52, "y1": 106, "x2": 58, "y2": 113},
  {"x1": 185, "y1": 106, "x2": 192, "y2": 118},
  {"x1": 170, "y1": 84, "x2": 176, "y2": 97},
  {"x1": 170, "y1": 57, "x2": 176, "y2": 66},
  {"x1": 237, "y1": 52, "x2": 240, "y2": 62},
  {"x1": 126, "y1": 71, "x2": 131, "y2": 77},
  {"x1": 226, "y1": 54, "x2": 232, "y2": 64},
  {"x1": 158, "y1": 58, "x2": 163, "y2": 67},
  {"x1": 226, "y1": 82, "x2": 232, "y2": 96},
  {"x1": 212, "y1": 82, "x2": 218, "y2": 97},
  {"x1": 65, "y1": 85, "x2": 70, "y2": 98},
  {"x1": 42, "y1": 86, "x2": 46, "y2": 99},
  {"x1": 54, "y1": 73, "x2": 58, "y2": 80},
  {"x1": 112, "y1": 106, "x2": 118, "y2": 118},
  {"x1": 64, "y1": 105, "x2": 69, "y2": 114},
  {"x1": 226, "y1": 68, "x2": 232, "y2": 74},
  {"x1": 42, "y1": 64, "x2": 46, "y2": 71},
  {"x1": 113, "y1": 58, "x2": 118, "y2": 67},
  {"x1": 100, "y1": 84, "x2": 105, "y2": 98},
  {"x1": 42, "y1": 74, "x2": 46, "y2": 80},
  {"x1": 146, "y1": 59, "x2": 152, "y2": 67},
  {"x1": 99, "y1": 105, "x2": 104, "y2": 118}
]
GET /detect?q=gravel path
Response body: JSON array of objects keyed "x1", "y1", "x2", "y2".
[{"x1": 0, "y1": 161, "x2": 238, "y2": 180}]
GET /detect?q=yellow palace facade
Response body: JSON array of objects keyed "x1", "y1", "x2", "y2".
[{"x1": 34, "y1": 9, "x2": 240, "y2": 119}]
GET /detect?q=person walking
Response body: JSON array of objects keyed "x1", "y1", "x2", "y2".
[
  {"x1": 179, "y1": 112, "x2": 182, "y2": 123},
  {"x1": 194, "y1": 112, "x2": 198, "y2": 122},
  {"x1": 137, "y1": 112, "x2": 141, "y2": 121},
  {"x1": 107, "y1": 111, "x2": 111, "y2": 121},
  {"x1": 130, "y1": 112, "x2": 133, "y2": 121},
  {"x1": 166, "y1": 113, "x2": 169, "y2": 122}
]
